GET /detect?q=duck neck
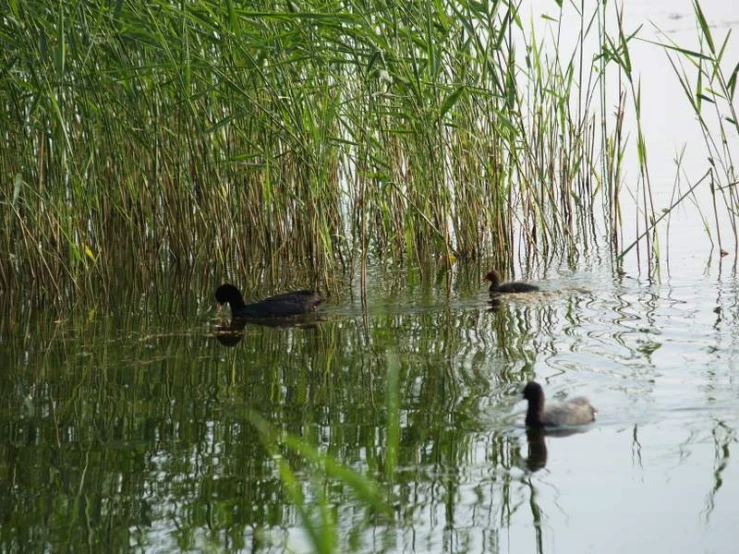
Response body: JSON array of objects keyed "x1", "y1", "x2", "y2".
[
  {"x1": 488, "y1": 271, "x2": 501, "y2": 291},
  {"x1": 228, "y1": 289, "x2": 246, "y2": 312}
]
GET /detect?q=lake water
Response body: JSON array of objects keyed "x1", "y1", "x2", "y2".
[
  {"x1": 2, "y1": 260, "x2": 738, "y2": 553},
  {"x1": 3, "y1": 0, "x2": 739, "y2": 552}
]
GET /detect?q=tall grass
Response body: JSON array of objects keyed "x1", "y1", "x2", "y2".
[
  {"x1": 646, "y1": 0, "x2": 739, "y2": 259},
  {"x1": 1, "y1": 0, "x2": 631, "y2": 306}
]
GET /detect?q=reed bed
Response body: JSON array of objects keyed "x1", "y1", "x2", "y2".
[
  {"x1": 0, "y1": 0, "x2": 656, "y2": 307},
  {"x1": 650, "y1": 0, "x2": 739, "y2": 260}
]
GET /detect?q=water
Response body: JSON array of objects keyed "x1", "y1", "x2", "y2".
[{"x1": 2, "y1": 261, "x2": 738, "y2": 553}]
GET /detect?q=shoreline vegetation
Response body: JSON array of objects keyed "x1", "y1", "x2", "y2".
[{"x1": 1, "y1": 1, "x2": 736, "y2": 307}]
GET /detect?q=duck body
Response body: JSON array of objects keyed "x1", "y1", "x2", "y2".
[
  {"x1": 215, "y1": 283, "x2": 324, "y2": 319},
  {"x1": 485, "y1": 269, "x2": 539, "y2": 294},
  {"x1": 522, "y1": 381, "x2": 596, "y2": 428}
]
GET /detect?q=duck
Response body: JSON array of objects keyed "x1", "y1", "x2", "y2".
[
  {"x1": 215, "y1": 283, "x2": 325, "y2": 319},
  {"x1": 522, "y1": 381, "x2": 596, "y2": 428},
  {"x1": 485, "y1": 269, "x2": 540, "y2": 294}
]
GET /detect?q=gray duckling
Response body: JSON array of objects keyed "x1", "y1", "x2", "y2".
[{"x1": 522, "y1": 381, "x2": 596, "y2": 428}]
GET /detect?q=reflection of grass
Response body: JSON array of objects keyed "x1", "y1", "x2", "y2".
[
  {"x1": 253, "y1": 415, "x2": 391, "y2": 554},
  {"x1": 702, "y1": 419, "x2": 734, "y2": 524},
  {"x1": 247, "y1": 352, "x2": 399, "y2": 553}
]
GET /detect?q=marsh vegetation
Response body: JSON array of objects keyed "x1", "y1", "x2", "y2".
[
  {"x1": 3, "y1": 1, "x2": 735, "y2": 307},
  {"x1": 0, "y1": 1, "x2": 618, "y2": 303}
]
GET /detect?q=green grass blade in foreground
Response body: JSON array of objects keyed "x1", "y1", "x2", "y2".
[
  {"x1": 277, "y1": 456, "x2": 335, "y2": 554},
  {"x1": 248, "y1": 410, "x2": 392, "y2": 513}
]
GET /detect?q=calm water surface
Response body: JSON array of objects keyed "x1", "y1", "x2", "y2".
[{"x1": 2, "y1": 261, "x2": 738, "y2": 553}]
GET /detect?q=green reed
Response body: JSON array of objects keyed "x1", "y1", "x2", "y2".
[
  {"x1": 644, "y1": 0, "x2": 739, "y2": 258},
  {"x1": 1, "y1": 0, "x2": 639, "y2": 305},
  {"x1": 602, "y1": 2, "x2": 659, "y2": 271}
]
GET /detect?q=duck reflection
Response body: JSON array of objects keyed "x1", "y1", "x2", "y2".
[
  {"x1": 525, "y1": 429, "x2": 548, "y2": 471},
  {"x1": 487, "y1": 297, "x2": 503, "y2": 312},
  {"x1": 215, "y1": 316, "x2": 323, "y2": 347},
  {"x1": 215, "y1": 319, "x2": 248, "y2": 347},
  {"x1": 524, "y1": 426, "x2": 592, "y2": 471}
]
